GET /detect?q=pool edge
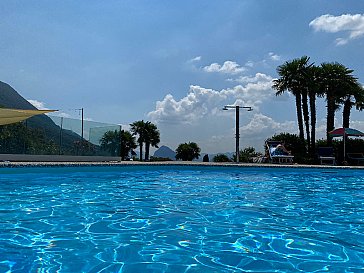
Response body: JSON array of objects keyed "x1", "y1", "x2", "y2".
[{"x1": 0, "y1": 161, "x2": 363, "y2": 170}]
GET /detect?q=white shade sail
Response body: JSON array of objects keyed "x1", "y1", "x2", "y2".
[{"x1": 0, "y1": 108, "x2": 57, "y2": 125}]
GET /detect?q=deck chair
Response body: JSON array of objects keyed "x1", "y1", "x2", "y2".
[
  {"x1": 266, "y1": 141, "x2": 294, "y2": 164},
  {"x1": 317, "y1": 147, "x2": 335, "y2": 165},
  {"x1": 347, "y1": 153, "x2": 364, "y2": 165}
]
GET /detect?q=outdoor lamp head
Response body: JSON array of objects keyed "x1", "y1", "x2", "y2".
[{"x1": 222, "y1": 106, "x2": 228, "y2": 111}]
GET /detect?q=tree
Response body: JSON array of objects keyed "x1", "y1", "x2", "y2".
[
  {"x1": 341, "y1": 85, "x2": 364, "y2": 129},
  {"x1": 120, "y1": 130, "x2": 137, "y2": 160},
  {"x1": 175, "y1": 142, "x2": 201, "y2": 161},
  {"x1": 319, "y1": 63, "x2": 359, "y2": 145},
  {"x1": 100, "y1": 129, "x2": 137, "y2": 159},
  {"x1": 273, "y1": 56, "x2": 313, "y2": 144},
  {"x1": 203, "y1": 154, "x2": 209, "y2": 162},
  {"x1": 0, "y1": 122, "x2": 58, "y2": 155},
  {"x1": 232, "y1": 147, "x2": 261, "y2": 163},
  {"x1": 307, "y1": 65, "x2": 321, "y2": 159},
  {"x1": 144, "y1": 122, "x2": 160, "y2": 161},
  {"x1": 99, "y1": 130, "x2": 119, "y2": 156},
  {"x1": 130, "y1": 120, "x2": 147, "y2": 161},
  {"x1": 213, "y1": 154, "x2": 231, "y2": 162},
  {"x1": 0, "y1": 122, "x2": 59, "y2": 154}
]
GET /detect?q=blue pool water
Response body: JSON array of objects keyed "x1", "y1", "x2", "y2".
[{"x1": 0, "y1": 166, "x2": 364, "y2": 272}]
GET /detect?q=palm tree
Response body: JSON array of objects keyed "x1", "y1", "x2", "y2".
[
  {"x1": 144, "y1": 121, "x2": 160, "y2": 161},
  {"x1": 120, "y1": 130, "x2": 137, "y2": 160},
  {"x1": 273, "y1": 56, "x2": 313, "y2": 144},
  {"x1": 100, "y1": 130, "x2": 119, "y2": 156},
  {"x1": 341, "y1": 85, "x2": 364, "y2": 128},
  {"x1": 319, "y1": 63, "x2": 358, "y2": 145},
  {"x1": 130, "y1": 120, "x2": 147, "y2": 161},
  {"x1": 307, "y1": 65, "x2": 321, "y2": 158}
]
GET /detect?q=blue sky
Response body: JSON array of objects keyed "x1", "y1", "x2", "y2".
[{"x1": 1, "y1": 1, "x2": 364, "y2": 153}]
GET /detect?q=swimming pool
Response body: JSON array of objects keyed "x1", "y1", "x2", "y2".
[{"x1": 0, "y1": 165, "x2": 363, "y2": 272}]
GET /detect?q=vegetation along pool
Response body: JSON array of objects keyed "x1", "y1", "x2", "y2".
[{"x1": 0, "y1": 165, "x2": 363, "y2": 272}]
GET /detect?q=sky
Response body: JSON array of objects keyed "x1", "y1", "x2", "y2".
[{"x1": 1, "y1": 1, "x2": 364, "y2": 154}]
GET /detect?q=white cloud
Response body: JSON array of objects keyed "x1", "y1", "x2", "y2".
[
  {"x1": 233, "y1": 73, "x2": 273, "y2": 84},
  {"x1": 28, "y1": 99, "x2": 48, "y2": 109},
  {"x1": 241, "y1": 113, "x2": 296, "y2": 137},
  {"x1": 245, "y1": 61, "x2": 254, "y2": 68},
  {"x1": 233, "y1": 53, "x2": 282, "y2": 71},
  {"x1": 238, "y1": 113, "x2": 297, "y2": 151},
  {"x1": 189, "y1": 56, "x2": 201, "y2": 62},
  {"x1": 268, "y1": 52, "x2": 281, "y2": 61},
  {"x1": 309, "y1": 14, "x2": 364, "y2": 45},
  {"x1": 148, "y1": 75, "x2": 275, "y2": 124},
  {"x1": 54, "y1": 112, "x2": 71, "y2": 118},
  {"x1": 335, "y1": 37, "x2": 349, "y2": 46},
  {"x1": 203, "y1": 61, "x2": 245, "y2": 74}
]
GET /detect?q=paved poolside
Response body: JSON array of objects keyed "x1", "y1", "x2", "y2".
[{"x1": 0, "y1": 161, "x2": 363, "y2": 169}]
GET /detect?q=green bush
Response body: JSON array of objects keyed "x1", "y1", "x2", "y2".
[
  {"x1": 213, "y1": 154, "x2": 231, "y2": 162},
  {"x1": 232, "y1": 147, "x2": 262, "y2": 163},
  {"x1": 175, "y1": 142, "x2": 200, "y2": 161}
]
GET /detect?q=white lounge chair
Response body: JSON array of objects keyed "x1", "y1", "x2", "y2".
[{"x1": 266, "y1": 141, "x2": 294, "y2": 164}]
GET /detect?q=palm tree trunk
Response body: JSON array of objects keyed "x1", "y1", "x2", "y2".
[
  {"x1": 326, "y1": 94, "x2": 336, "y2": 146},
  {"x1": 309, "y1": 92, "x2": 316, "y2": 159},
  {"x1": 145, "y1": 142, "x2": 150, "y2": 161},
  {"x1": 139, "y1": 141, "x2": 143, "y2": 161},
  {"x1": 301, "y1": 89, "x2": 310, "y2": 152},
  {"x1": 295, "y1": 94, "x2": 305, "y2": 141},
  {"x1": 342, "y1": 96, "x2": 352, "y2": 128}
]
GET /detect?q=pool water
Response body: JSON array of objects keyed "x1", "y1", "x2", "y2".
[{"x1": 0, "y1": 166, "x2": 364, "y2": 272}]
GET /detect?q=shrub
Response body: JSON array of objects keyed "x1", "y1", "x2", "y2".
[
  {"x1": 213, "y1": 154, "x2": 231, "y2": 162},
  {"x1": 232, "y1": 147, "x2": 262, "y2": 163},
  {"x1": 175, "y1": 142, "x2": 201, "y2": 161},
  {"x1": 203, "y1": 154, "x2": 209, "y2": 162}
]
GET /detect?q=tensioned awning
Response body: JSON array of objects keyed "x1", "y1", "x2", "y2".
[{"x1": 0, "y1": 108, "x2": 57, "y2": 125}]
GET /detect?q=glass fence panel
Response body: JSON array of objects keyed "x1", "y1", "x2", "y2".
[{"x1": 0, "y1": 114, "x2": 122, "y2": 157}]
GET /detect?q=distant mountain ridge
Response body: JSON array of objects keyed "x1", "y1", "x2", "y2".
[
  {"x1": 0, "y1": 81, "x2": 39, "y2": 110},
  {"x1": 153, "y1": 145, "x2": 176, "y2": 160}
]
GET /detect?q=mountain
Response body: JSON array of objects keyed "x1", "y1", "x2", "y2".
[
  {"x1": 153, "y1": 145, "x2": 176, "y2": 160},
  {"x1": 0, "y1": 81, "x2": 82, "y2": 152},
  {"x1": 0, "y1": 81, "x2": 40, "y2": 110}
]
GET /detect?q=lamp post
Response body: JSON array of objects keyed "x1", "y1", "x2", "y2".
[{"x1": 223, "y1": 105, "x2": 253, "y2": 163}]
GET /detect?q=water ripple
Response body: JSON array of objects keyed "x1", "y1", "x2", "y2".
[{"x1": 1, "y1": 166, "x2": 364, "y2": 272}]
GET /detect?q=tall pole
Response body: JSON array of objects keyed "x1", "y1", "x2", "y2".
[
  {"x1": 81, "y1": 108, "x2": 84, "y2": 141},
  {"x1": 59, "y1": 117, "x2": 63, "y2": 155},
  {"x1": 119, "y1": 125, "x2": 122, "y2": 159},
  {"x1": 343, "y1": 130, "x2": 346, "y2": 162},
  {"x1": 223, "y1": 105, "x2": 252, "y2": 163},
  {"x1": 235, "y1": 105, "x2": 240, "y2": 163}
]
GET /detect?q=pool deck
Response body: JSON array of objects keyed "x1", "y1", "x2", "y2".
[{"x1": 0, "y1": 161, "x2": 363, "y2": 169}]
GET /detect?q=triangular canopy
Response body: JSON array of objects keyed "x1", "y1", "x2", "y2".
[
  {"x1": 0, "y1": 108, "x2": 57, "y2": 125},
  {"x1": 329, "y1": 127, "x2": 364, "y2": 137}
]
